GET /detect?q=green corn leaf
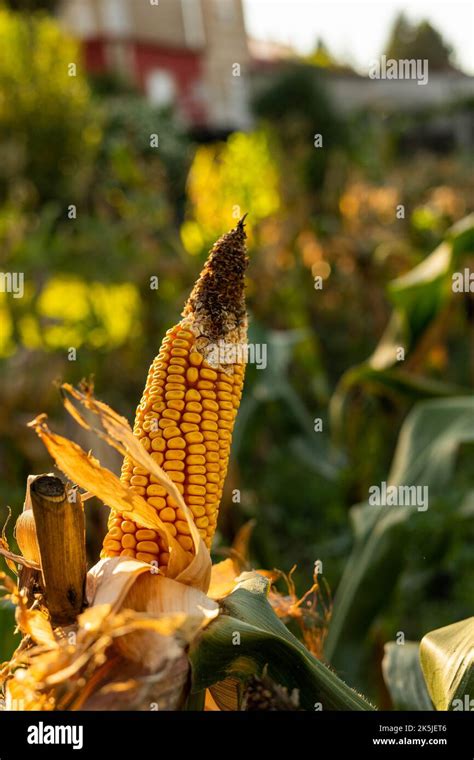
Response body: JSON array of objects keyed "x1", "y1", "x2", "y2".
[
  {"x1": 325, "y1": 398, "x2": 474, "y2": 678},
  {"x1": 330, "y1": 214, "x2": 474, "y2": 435},
  {"x1": 420, "y1": 617, "x2": 474, "y2": 711},
  {"x1": 189, "y1": 573, "x2": 374, "y2": 711}
]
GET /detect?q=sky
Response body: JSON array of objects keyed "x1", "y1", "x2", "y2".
[{"x1": 242, "y1": 0, "x2": 474, "y2": 75}]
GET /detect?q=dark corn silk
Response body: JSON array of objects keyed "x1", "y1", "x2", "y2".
[{"x1": 101, "y1": 219, "x2": 248, "y2": 572}]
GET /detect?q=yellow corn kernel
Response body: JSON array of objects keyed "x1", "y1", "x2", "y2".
[
  {"x1": 148, "y1": 496, "x2": 166, "y2": 509},
  {"x1": 180, "y1": 423, "x2": 199, "y2": 434},
  {"x1": 200, "y1": 368, "x2": 218, "y2": 381},
  {"x1": 182, "y1": 412, "x2": 200, "y2": 424},
  {"x1": 188, "y1": 444, "x2": 206, "y2": 455},
  {"x1": 186, "y1": 401, "x2": 202, "y2": 413},
  {"x1": 177, "y1": 535, "x2": 193, "y2": 551},
  {"x1": 162, "y1": 408, "x2": 181, "y2": 421},
  {"x1": 185, "y1": 431, "x2": 203, "y2": 444},
  {"x1": 121, "y1": 534, "x2": 136, "y2": 549},
  {"x1": 136, "y1": 529, "x2": 158, "y2": 541},
  {"x1": 136, "y1": 552, "x2": 158, "y2": 564},
  {"x1": 151, "y1": 437, "x2": 165, "y2": 452},
  {"x1": 188, "y1": 465, "x2": 206, "y2": 474},
  {"x1": 147, "y1": 484, "x2": 167, "y2": 497},
  {"x1": 168, "y1": 399, "x2": 185, "y2": 411},
  {"x1": 168, "y1": 364, "x2": 185, "y2": 375},
  {"x1": 163, "y1": 426, "x2": 181, "y2": 439},
  {"x1": 203, "y1": 431, "x2": 219, "y2": 441},
  {"x1": 189, "y1": 352, "x2": 203, "y2": 366},
  {"x1": 137, "y1": 540, "x2": 160, "y2": 553},
  {"x1": 186, "y1": 367, "x2": 199, "y2": 383},
  {"x1": 163, "y1": 460, "x2": 185, "y2": 471},
  {"x1": 103, "y1": 539, "x2": 121, "y2": 552},
  {"x1": 165, "y1": 449, "x2": 186, "y2": 460},
  {"x1": 188, "y1": 484, "x2": 206, "y2": 496},
  {"x1": 160, "y1": 507, "x2": 176, "y2": 522}
]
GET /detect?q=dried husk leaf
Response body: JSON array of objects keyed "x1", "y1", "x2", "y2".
[
  {"x1": 3, "y1": 592, "x2": 198, "y2": 710},
  {"x1": 86, "y1": 557, "x2": 218, "y2": 671},
  {"x1": 122, "y1": 570, "x2": 218, "y2": 620},
  {"x1": 80, "y1": 604, "x2": 184, "y2": 673},
  {"x1": 208, "y1": 559, "x2": 240, "y2": 600},
  {"x1": 3, "y1": 614, "x2": 187, "y2": 710},
  {"x1": 1, "y1": 483, "x2": 42, "y2": 574},
  {"x1": 79, "y1": 652, "x2": 190, "y2": 711},
  {"x1": 15, "y1": 511, "x2": 41, "y2": 565},
  {"x1": 11, "y1": 475, "x2": 46, "y2": 568},
  {"x1": 1, "y1": 572, "x2": 52, "y2": 646},
  {"x1": 0, "y1": 544, "x2": 39, "y2": 571},
  {"x1": 86, "y1": 557, "x2": 153, "y2": 612},
  {"x1": 15, "y1": 603, "x2": 57, "y2": 648},
  {"x1": 6, "y1": 676, "x2": 55, "y2": 711},
  {"x1": 28, "y1": 415, "x2": 193, "y2": 582},
  {"x1": 231, "y1": 518, "x2": 256, "y2": 566}
]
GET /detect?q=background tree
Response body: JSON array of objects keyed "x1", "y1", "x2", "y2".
[
  {"x1": 384, "y1": 13, "x2": 454, "y2": 70},
  {"x1": 307, "y1": 38, "x2": 337, "y2": 69}
]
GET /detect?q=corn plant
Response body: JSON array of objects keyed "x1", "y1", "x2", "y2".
[{"x1": 0, "y1": 222, "x2": 372, "y2": 711}]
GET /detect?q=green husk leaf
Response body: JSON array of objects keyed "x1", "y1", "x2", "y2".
[{"x1": 189, "y1": 573, "x2": 374, "y2": 711}]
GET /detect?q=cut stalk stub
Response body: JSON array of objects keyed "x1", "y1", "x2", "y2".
[{"x1": 28, "y1": 474, "x2": 87, "y2": 626}]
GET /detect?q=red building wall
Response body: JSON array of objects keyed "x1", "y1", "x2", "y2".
[
  {"x1": 82, "y1": 39, "x2": 207, "y2": 126},
  {"x1": 133, "y1": 43, "x2": 206, "y2": 125},
  {"x1": 83, "y1": 38, "x2": 108, "y2": 73}
]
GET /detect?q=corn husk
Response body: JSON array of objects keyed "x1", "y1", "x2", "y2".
[
  {"x1": 2, "y1": 558, "x2": 218, "y2": 710},
  {"x1": 86, "y1": 557, "x2": 218, "y2": 671},
  {"x1": 15, "y1": 511, "x2": 40, "y2": 566}
]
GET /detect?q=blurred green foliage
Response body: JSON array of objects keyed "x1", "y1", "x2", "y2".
[
  {"x1": 0, "y1": 7, "x2": 99, "y2": 205},
  {"x1": 251, "y1": 63, "x2": 347, "y2": 193},
  {"x1": 0, "y1": 7, "x2": 473, "y2": 706},
  {"x1": 0, "y1": 601, "x2": 20, "y2": 662}
]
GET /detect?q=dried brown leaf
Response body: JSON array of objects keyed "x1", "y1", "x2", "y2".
[
  {"x1": 208, "y1": 559, "x2": 239, "y2": 600},
  {"x1": 15, "y1": 603, "x2": 57, "y2": 648}
]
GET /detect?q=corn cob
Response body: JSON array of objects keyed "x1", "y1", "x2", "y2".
[{"x1": 101, "y1": 219, "x2": 248, "y2": 571}]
